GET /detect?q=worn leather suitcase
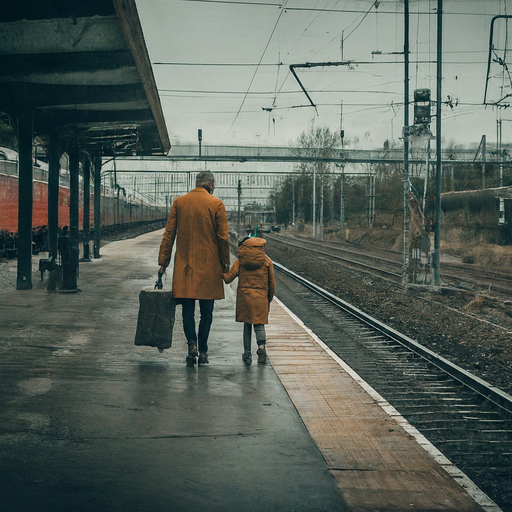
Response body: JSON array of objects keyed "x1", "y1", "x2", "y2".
[{"x1": 134, "y1": 275, "x2": 176, "y2": 351}]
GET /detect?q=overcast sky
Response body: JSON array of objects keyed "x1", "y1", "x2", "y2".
[{"x1": 135, "y1": 0, "x2": 512, "y2": 149}]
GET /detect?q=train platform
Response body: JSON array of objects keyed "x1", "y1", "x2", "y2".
[{"x1": 0, "y1": 230, "x2": 492, "y2": 512}]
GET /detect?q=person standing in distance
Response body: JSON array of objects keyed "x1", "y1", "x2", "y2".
[{"x1": 158, "y1": 171, "x2": 230, "y2": 366}]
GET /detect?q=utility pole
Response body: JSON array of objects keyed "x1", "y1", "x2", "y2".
[
  {"x1": 402, "y1": 0, "x2": 410, "y2": 289},
  {"x1": 482, "y1": 134, "x2": 486, "y2": 189},
  {"x1": 499, "y1": 118, "x2": 503, "y2": 187},
  {"x1": 433, "y1": 0, "x2": 443, "y2": 287},
  {"x1": 368, "y1": 173, "x2": 376, "y2": 227},
  {"x1": 320, "y1": 172, "x2": 324, "y2": 240},
  {"x1": 422, "y1": 139, "x2": 430, "y2": 216},
  {"x1": 292, "y1": 176, "x2": 295, "y2": 226},
  {"x1": 273, "y1": 177, "x2": 277, "y2": 230},
  {"x1": 237, "y1": 177, "x2": 242, "y2": 240},
  {"x1": 330, "y1": 172, "x2": 335, "y2": 227},
  {"x1": 312, "y1": 164, "x2": 317, "y2": 238},
  {"x1": 340, "y1": 102, "x2": 345, "y2": 239}
]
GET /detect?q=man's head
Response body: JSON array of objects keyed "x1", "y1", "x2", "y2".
[{"x1": 196, "y1": 171, "x2": 215, "y2": 193}]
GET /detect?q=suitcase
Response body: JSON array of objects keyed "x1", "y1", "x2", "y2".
[{"x1": 134, "y1": 274, "x2": 176, "y2": 351}]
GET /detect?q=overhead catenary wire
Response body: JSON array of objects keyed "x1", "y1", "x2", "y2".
[
  {"x1": 153, "y1": 59, "x2": 492, "y2": 66},
  {"x1": 284, "y1": 6, "x2": 502, "y2": 17},
  {"x1": 159, "y1": 88, "x2": 401, "y2": 95},
  {"x1": 315, "y1": 1, "x2": 378, "y2": 55},
  {"x1": 162, "y1": 103, "x2": 402, "y2": 114},
  {"x1": 180, "y1": 0, "x2": 282, "y2": 5},
  {"x1": 228, "y1": 0, "x2": 289, "y2": 133},
  {"x1": 155, "y1": 0, "x2": 505, "y2": 147},
  {"x1": 179, "y1": 0, "x2": 504, "y2": 17}
]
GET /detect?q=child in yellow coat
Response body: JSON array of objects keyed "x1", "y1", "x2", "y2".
[{"x1": 222, "y1": 237, "x2": 275, "y2": 365}]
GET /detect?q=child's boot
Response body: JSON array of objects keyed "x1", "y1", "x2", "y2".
[{"x1": 257, "y1": 343, "x2": 267, "y2": 364}]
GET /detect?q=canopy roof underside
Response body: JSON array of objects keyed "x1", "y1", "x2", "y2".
[{"x1": 0, "y1": 0, "x2": 170, "y2": 156}]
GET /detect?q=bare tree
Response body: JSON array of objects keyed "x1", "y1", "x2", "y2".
[{"x1": 291, "y1": 126, "x2": 340, "y2": 237}]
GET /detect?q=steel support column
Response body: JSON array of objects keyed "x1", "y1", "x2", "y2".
[
  {"x1": 402, "y1": 0, "x2": 410, "y2": 289},
  {"x1": 47, "y1": 129, "x2": 60, "y2": 291},
  {"x1": 82, "y1": 155, "x2": 91, "y2": 261},
  {"x1": 62, "y1": 144, "x2": 80, "y2": 291},
  {"x1": 434, "y1": 0, "x2": 443, "y2": 287},
  {"x1": 16, "y1": 113, "x2": 34, "y2": 290},
  {"x1": 93, "y1": 154, "x2": 102, "y2": 259},
  {"x1": 47, "y1": 130, "x2": 60, "y2": 262},
  {"x1": 292, "y1": 177, "x2": 296, "y2": 226},
  {"x1": 312, "y1": 165, "x2": 316, "y2": 238},
  {"x1": 319, "y1": 173, "x2": 324, "y2": 240},
  {"x1": 482, "y1": 134, "x2": 486, "y2": 189}
]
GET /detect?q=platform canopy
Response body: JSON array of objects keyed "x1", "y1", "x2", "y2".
[{"x1": 0, "y1": 0, "x2": 170, "y2": 156}]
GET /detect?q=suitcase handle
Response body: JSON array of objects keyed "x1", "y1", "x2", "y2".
[{"x1": 155, "y1": 272, "x2": 164, "y2": 290}]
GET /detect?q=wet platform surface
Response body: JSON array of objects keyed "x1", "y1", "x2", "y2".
[
  {"x1": 0, "y1": 231, "x2": 346, "y2": 512},
  {"x1": 0, "y1": 230, "x2": 488, "y2": 511}
]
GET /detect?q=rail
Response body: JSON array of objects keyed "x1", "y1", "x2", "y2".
[
  {"x1": 273, "y1": 261, "x2": 510, "y2": 511},
  {"x1": 275, "y1": 261, "x2": 512, "y2": 414}
]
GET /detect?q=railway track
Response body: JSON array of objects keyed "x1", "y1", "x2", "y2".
[
  {"x1": 274, "y1": 262, "x2": 512, "y2": 512},
  {"x1": 269, "y1": 233, "x2": 512, "y2": 299}
]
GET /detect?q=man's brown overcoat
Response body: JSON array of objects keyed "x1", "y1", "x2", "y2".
[
  {"x1": 223, "y1": 237, "x2": 275, "y2": 324},
  {"x1": 158, "y1": 187, "x2": 230, "y2": 300}
]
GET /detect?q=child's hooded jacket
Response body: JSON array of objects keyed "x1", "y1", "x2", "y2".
[{"x1": 223, "y1": 237, "x2": 275, "y2": 324}]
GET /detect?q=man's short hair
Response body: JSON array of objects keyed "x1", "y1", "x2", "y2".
[{"x1": 196, "y1": 171, "x2": 215, "y2": 187}]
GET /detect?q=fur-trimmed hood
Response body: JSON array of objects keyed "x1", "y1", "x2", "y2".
[{"x1": 238, "y1": 237, "x2": 266, "y2": 270}]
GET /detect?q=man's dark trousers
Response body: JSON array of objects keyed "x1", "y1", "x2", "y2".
[{"x1": 180, "y1": 299, "x2": 215, "y2": 354}]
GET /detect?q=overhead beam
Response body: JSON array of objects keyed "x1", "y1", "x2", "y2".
[
  {"x1": 0, "y1": 82, "x2": 147, "y2": 109},
  {"x1": 115, "y1": 156, "x2": 489, "y2": 166},
  {"x1": 1, "y1": 3, "x2": 116, "y2": 22},
  {"x1": 0, "y1": 16, "x2": 126, "y2": 54},
  {"x1": 162, "y1": 145, "x2": 502, "y2": 165},
  {"x1": 0, "y1": 2, "x2": 170, "y2": 159},
  {"x1": 1, "y1": 67, "x2": 139, "y2": 87},
  {"x1": 34, "y1": 109, "x2": 154, "y2": 129},
  {"x1": 165, "y1": 156, "x2": 493, "y2": 166},
  {"x1": 0, "y1": 52, "x2": 137, "y2": 84},
  {"x1": 46, "y1": 101, "x2": 149, "y2": 112}
]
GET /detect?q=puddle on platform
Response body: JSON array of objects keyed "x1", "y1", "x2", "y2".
[
  {"x1": 18, "y1": 377, "x2": 52, "y2": 394},
  {"x1": 52, "y1": 331, "x2": 90, "y2": 356}
]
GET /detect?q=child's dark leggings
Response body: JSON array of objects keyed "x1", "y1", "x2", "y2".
[{"x1": 243, "y1": 323, "x2": 266, "y2": 353}]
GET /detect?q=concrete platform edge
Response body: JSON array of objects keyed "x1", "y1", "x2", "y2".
[{"x1": 271, "y1": 297, "x2": 502, "y2": 512}]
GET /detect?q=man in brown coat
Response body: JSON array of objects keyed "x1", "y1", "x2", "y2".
[{"x1": 158, "y1": 171, "x2": 230, "y2": 366}]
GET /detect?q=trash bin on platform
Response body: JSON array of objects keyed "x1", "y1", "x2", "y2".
[{"x1": 58, "y1": 233, "x2": 79, "y2": 291}]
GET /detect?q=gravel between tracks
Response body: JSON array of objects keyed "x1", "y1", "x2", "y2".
[{"x1": 265, "y1": 236, "x2": 512, "y2": 395}]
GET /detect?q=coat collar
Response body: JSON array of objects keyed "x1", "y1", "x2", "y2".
[{"x1": 192, "y1": 186, "x2": 211, "y2": 194}]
